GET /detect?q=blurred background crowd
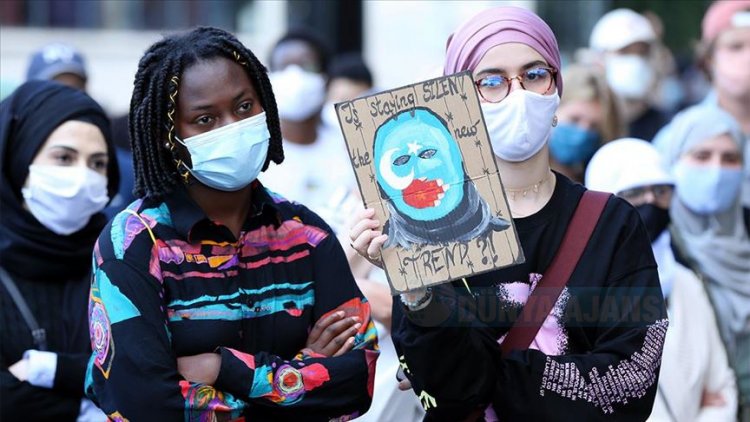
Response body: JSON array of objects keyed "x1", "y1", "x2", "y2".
[{"x1": 1, "y1": 0, "x2": 748, "y2": 421}]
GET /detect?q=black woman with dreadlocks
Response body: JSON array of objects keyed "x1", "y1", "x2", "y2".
[{"x1": 85, "y1": 27, "x2": 378, "y2": 421}]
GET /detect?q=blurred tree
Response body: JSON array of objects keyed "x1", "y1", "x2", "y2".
[
  {"x1": 612, "y1": 0, "x2": 710, "y2": 57},
  {"x1": 538, "y1": 0, "x2": 609, "y2": 64}
]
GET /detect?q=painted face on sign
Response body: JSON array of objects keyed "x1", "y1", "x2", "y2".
[{"x1": 374, "y1": 108, "x2": 465, "y2": 221}]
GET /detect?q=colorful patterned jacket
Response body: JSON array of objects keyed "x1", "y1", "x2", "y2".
[{"x1": 86, "y1": 182, "x2": 378, "y2": 421}]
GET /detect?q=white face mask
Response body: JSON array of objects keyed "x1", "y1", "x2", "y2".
[
  {"x1": 269, "y1": 65, "x2": 326, "y2": 122},
  {"x1": 22, "y1": 164, "x2": 109, "y2": 235},
  {"x1": 481, "y1": 89, "x2": 560, "y2": 162},
  {"x1": 605, "y1": 54, "x2": 655, "y2": 100},
  {"x1": 176, "y1": 112, "x2": 270, "y2": 191}
]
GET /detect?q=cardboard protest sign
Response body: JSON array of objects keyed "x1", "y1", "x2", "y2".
[{"x1": 336, "y1": 71, "x2": 524, "y2": 293}]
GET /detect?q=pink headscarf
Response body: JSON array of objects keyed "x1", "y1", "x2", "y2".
[
  {"x1": 702, "y1": 0, "x2": 750, "y2": 43},
  {"x1": 443, "y1": 6, "x2": 563, "y2": 96}
]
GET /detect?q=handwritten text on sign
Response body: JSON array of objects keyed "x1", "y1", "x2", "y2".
[{"x1": 336, "y1": 72, "x2": 524, "y2": 293}]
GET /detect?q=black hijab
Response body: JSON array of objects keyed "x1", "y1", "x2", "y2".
[{"x1": 0, "y1": 81, "x2": 119, "y2": 281}]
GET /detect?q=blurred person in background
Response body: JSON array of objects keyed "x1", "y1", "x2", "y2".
[
  {"x1": 674, "y1": 56, "x2": 713, "y2": 110},
  {"x1": 589, "y1": 8, "x2": 670, "y2": 141},
  {"x1": 351, "y1": 6, "x2": 667, "y2": 420},
  {"x1": 549, "y1": 63, "x2": 625, "y2": 182},
  {"x1": 261, "y1": 28, "x2": 355, "y2": 217},
  {"x1": 655, "y1": 105, "x2": 750, "y2": 420},
  {"x1": 315, "y1": 53, "x2": 425, "y2": 422},
  {"x1": 642, "y1": 10, "x2": 686, "y2": 118},
  {"x1": 316, "y1": 52, "x2": 383, "y2": 341},
  {"x1": 25, "y1": 43, "x2": 136, "y2": 221},
  {"x1": 318, "y1": 52, "x2": 375, "y2": 145},
  {"x1": 587, "y1": 138, "x2": 738, "y2": 422},
  {"x1": 85, "y1": 26, "x2": 377, "y2": 420},
  {"x1": 26, "y1": 43, "x2": 88, "y2": 91},
  {"x1": 268, "y1": 27, "x2": 330, "y2": 144},
  {"x1": 657, "y1": 0, "x2": 750, "y2": 214},
  {"x1": 326, "y1": 53, "x2": 373, "y2": 102},
  {"x1": 315, "y1": 52, "x2": 376, "y2": 237},
  {"x1": 697, "y1": 0, "x2": 750, "y2": 136},
  {"x1": 0, "y1": 80, "x2": 119, "y2": 420}
]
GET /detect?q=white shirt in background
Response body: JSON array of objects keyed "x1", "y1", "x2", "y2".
[{"x1": 259, "y1": 127, "x2": 356, "y2": 221}]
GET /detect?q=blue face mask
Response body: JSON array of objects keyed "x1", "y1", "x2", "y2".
[
  {"x1": 673, "y1": 162, "x2": 743, "y2": 215},
  {"x1": 549, "y1": 123, "x2": 600, "y2": 166},
  {"x1": 176, "y1": 112, "x2": 270, "y2": 191}
]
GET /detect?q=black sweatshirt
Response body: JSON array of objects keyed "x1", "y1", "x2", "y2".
[{"x1": 392, "y1": 173, "x2": 668, "y2": 421}]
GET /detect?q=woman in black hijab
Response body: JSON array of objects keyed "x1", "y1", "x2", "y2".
[{"x1": 0, "y1": 80, "x2": 119, "y2": 420}]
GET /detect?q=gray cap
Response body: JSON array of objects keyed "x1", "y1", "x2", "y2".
[{"x1": 26, "y1": 43, "x2": 87, "y2": 81}]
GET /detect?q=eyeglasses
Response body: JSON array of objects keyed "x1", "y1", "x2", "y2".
[
  {"x1": 474, "y1": 67, "x2": 557, "y2": 103},
  {"x1": 618, "y1": 184, "x2": 673, "y2": 204}
]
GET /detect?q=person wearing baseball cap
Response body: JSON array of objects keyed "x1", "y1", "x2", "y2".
[
  {"x1": 26, "y1": 43, "x2": 87, "y2": 91},
  {"x1": 589, "y1": 9, "x2": 670, "y2": 141}
]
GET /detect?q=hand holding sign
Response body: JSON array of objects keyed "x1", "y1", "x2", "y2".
[{"x1": 349, "y1": 208, "x2": 387, "y2": 268}]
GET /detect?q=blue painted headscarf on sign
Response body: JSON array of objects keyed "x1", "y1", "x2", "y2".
[
  {"x1": 373, "y1": 107, "x2": 510, "y2": 249},
  {"x1": 374, "y1": 108, "x2": 465, "y2": 221}
]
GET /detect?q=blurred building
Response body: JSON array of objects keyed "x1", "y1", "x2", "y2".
[
  {"x1": 1, "y1": 0, "x2": 709, "y2": 113},
  {"x1": 0, "y1": 1, "x2": 287, "y2": 112}
]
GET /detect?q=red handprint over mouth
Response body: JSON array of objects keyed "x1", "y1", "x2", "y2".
[{"x1": 402, "y1": 178, "x2": 450, "y2": 208}]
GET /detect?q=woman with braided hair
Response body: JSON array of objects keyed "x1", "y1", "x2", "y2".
[{"x1": 86, "y1": 27, "x2": 378, "y2": 420}]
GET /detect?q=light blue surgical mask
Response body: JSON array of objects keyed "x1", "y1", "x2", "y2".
[
  {"x1": 176, "y1": 112, "x2": 270, "y2": 191},
  {"x1": 673, "y1": 162, "x2": 743, "y2": 215},
  {"x1": 549, "y1": 123, "x2": 600, "y2": 166}
]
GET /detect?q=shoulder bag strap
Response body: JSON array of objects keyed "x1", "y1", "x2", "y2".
[
  {"x1": 0, "y1": 267, "x2": 48, "y2": 351},
  {"x1": 500, "y1": 190, "x2": 611, "y2": 357}
]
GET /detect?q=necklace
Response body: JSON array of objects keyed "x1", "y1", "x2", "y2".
[{"x1": 505, "y1": 170, "x2": 553, "y2": 201}]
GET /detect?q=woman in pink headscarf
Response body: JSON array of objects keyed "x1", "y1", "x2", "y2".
[{"x1": 349, "y1": 6, "x2": 667, "y2": 421}]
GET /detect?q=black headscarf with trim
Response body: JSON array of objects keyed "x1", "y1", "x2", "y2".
[{"x1": 0, "y1": 81, "x2": 119, "y2": 281}]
